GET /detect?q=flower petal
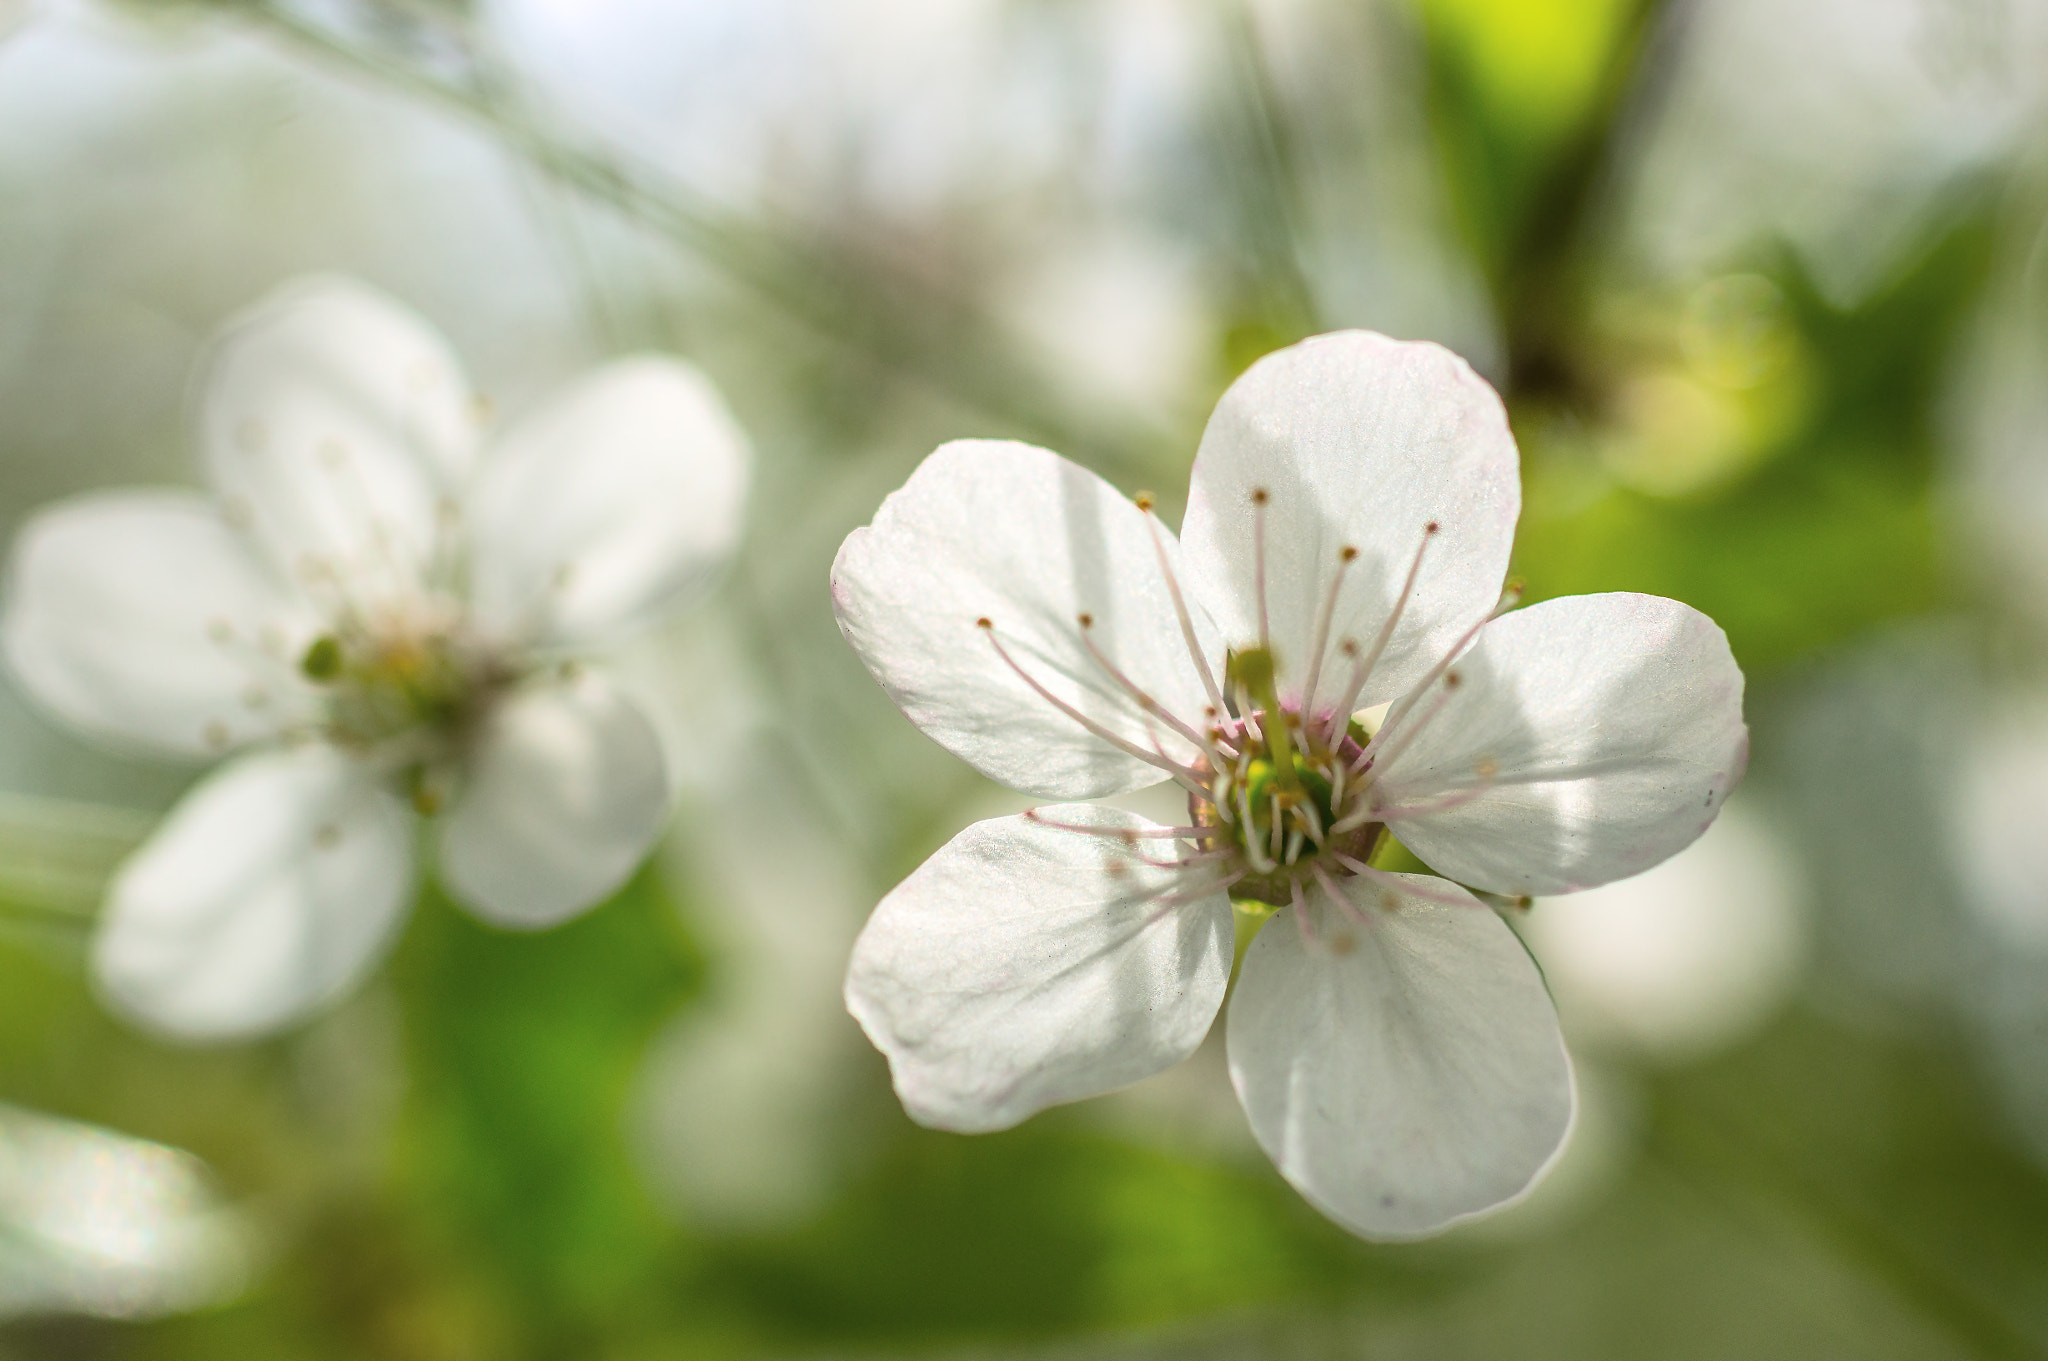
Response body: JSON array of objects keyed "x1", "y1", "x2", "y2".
[
  {"x1": 1375, "y1": 592, "x2": 1748, "y2": 896},
  {"x1": 1227, "y1": 873, "x2": 1573, "y2": 1239},
  {"x1": 94, "y1": 744, "x2": 415, "y2": 1041},
  {"x1": 831, "y1": 439, "x2": 1225, "y2": 801},
  {"x1": 845, "y1": 804, "x2": 1235, "y2": 1133},
  {"x1": 3, "y1": 491, "x2": 322, "y2": 758},
  {"x1": 1180, "y1": 332, "x2": 1519, "y2": 712},
  {"x1": 464, "y1": 357, "x2": 751, "y2": 648},
  {"x1": 200, "y1": 276, "x2": 480, "y2": 599},
  {"x1": 436, "y1": 667, "x2": 670, "y2": 929}
]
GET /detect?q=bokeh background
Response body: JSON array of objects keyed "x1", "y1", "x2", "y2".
[{"x1": 4, "y1": 0, "x2": 2048, "y2": 1356}]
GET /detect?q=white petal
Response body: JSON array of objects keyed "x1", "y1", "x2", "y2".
[
  {"x1": 845, "y1": 805, "x2": 1235, "y2": 1133},
  {"x1": 465, "y1": 357, "x2": 751, "y2": 648},
  {"x1": 1376, "y1": 593, "x2": 1748, "y2": 896},
  {"x1": 436, "y1": 667, "x2": 670, "y2": 929},
  {"x1": 831, "y1": 440, "x2": 1225, "y2": 801},
  {"x1": 200, "y1": 276, "x2": 479, "y2": 599},
  {"x1": 1180, "y1": 331, "x2": 1519, "y2": 712},
  {"x1": 3, "y1": 491, "x2": 321, "y2": 758},
  {"x1": 94, "y1": 744, "x2": 414, "y2": 1041},
  {"x1": 1227, "y1": 874, "x2": 1573, "y2": 1239}
]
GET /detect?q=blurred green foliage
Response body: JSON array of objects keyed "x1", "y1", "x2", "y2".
[{"x1": 4, "y1": 0, "x2": 2047, "y2": 1357}]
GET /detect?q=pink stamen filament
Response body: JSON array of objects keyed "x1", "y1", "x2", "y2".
[
  {"x1": 1361, "y1": 579, "x2": 1523, "y2": 769},
  {"x1": 1298, "y1": 546, "x2": 1359, "y2": 730},
  {"x1": 1140, "y1": 507, "x2": 1228, "y2": 716},
  {"x1": 1332, "y1": 854, "x2": 1478, "y2": 907},
  {"x1": 981, "y1": 622, "x2": 1212, "y2": 801},
  {"x1": 1077, "y1": 617, "x2": 1234, "y2": 764},
  {"x1": 1321, "y1": 523, "x2": 1438, "y2": 749},
  {"x1": 1289, "y1": 876, "x2": 1317, "y2": 945},
  {"x1": 1021, "y1": 810, "x2": 1219, "y2": 842}
]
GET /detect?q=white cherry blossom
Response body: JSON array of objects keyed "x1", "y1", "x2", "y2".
[
  {"x1": 2, "y1": 275, "x2": 749, "y2": 1040},
  {"x1": 832, "y1": 330, "x2": 1747, "y2": 1238}
]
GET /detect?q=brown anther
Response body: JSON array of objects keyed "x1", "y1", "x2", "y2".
[
  {"x1": 1475, "y1": 757, "x2": 1499, "y2": 778},
  {"x1": 976, "y1": 617, "x2": 993, "y2": 629},
  {"x1": 1340, "y1": 638, "x2": 1359, "y2": 656},
  {"x1": 1329, "y1": 932, "x2": 1358, "y2": 957},
  {"x1": 1250, "y1": 488, "x2": 1270, "y2": 506},
  {"x1": 1445, "y1": 670, "x2": 1462, "y2": 688},
  {"x1": 1134, "y1": 492, "x2": 1156, "y2": 511},
  {"x1": 1340, "y1": 546, "x2": 1359, "y2": 562},
  {"x1": 1078, "y1": 613, "x2": 1094, "y2": 628},
  {"x1": 1425, "y1": 520, "x2": 1440, "y2": 534}
]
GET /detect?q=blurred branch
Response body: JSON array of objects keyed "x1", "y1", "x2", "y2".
[
  {"x1": 204, "y1": 0, "x2": 1168, "y2": 480},
  {"x1": 1499, "y1": 0, "x2": 1677, "y2": 404}
]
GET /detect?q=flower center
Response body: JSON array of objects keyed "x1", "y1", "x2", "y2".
[
  {"x1": 299, "y1": 606, "x2": 514, "y2": 809},
  {"x1": 1190, "y1": 646, "x2": 1386, "y2": 905}
]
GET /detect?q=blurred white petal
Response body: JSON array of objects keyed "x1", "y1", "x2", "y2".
[
  {"x1": 1628, "y1": 0, "x2": 2048, "y2": 304},
  {"x1": 1955, "y1": 707, "x2": 2048, "y2": 952},
  {"x1": 437, "y1": 667, "x2": 670, "y2": 929},
  {"x1": 96, "y1": 744, "x2": 415, "y2": 1041},
  {"x1": 465, "y1": 357, "x2": 750, "y2": 649},
  {"x1": 1525, "y1": 797, "x2": 1809, "y2": 1060},
  {"x1": 0, "y1": 1105, "x2": 249, "y2": 1320},
  {"x1": 201, "y1": 276, "x2": 480, "y2": 600},
  {"x1": 3, "y1": 491, "x2": 320, "y2": 759}
]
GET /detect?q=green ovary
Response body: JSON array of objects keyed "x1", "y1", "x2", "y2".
[
  {"x1": 302, "y1": 630, "x2": 482, "y2": 749},
  {"x1": 1233, "y1": 750, "x2": 1339, "y2": 855}
]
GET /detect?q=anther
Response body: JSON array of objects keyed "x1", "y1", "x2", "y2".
[
  {"x1": 1134, "y1": 492, "x2": 1155, "y2": 511},
  {"x1": 976, "y1": 617, "x2": 993, "y2": 629},
  {"x1": 1078, "y1": 613, "x2": 1094, "y2": 628}
]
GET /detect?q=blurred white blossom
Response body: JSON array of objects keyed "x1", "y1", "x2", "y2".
[
  {"x1": 0, "y1": 1105, "x2": 249, "y2": 1320},
  {"x1": 1525, "y1": 797, "x2": 1809, "y2": 1061},
  {"x1": 0, "y1": 276, "x2": 750, "y2": 1040},
  {"x1": 831, "y1": 331, "x2": 1747, "y2": 1239},
  {"x1": 1629, "y1": 0, "x2": 2048, "y2": 305}
]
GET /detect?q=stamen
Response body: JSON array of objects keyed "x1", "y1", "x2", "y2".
[
  {"x1": 1332, "y1": 854, "x2": 1478, "y2": 907},
  {"x1": 1237, "y1": 779, "x2": 1277, "y2": 874},
  {"x1": 1077, "y1": 615, "x2": 1230, "y2": 764},
  {"x1": 1131, "y1": 846, "x2": 1235, "y2": 871},
  {"x1": 1289, "y1": 876, "x2": 1319, "y2": 946},
  {"x1": 1021, "y1": 808, "x2": 1219, "y2": 842},
  {"x1": 1353, "y1": 576, "x2": 1520, "y2": 777},
  {"x1": 1312, "y1": 862, "x2": 1378, "y2": 931},
  {"x1": 1361, "y1": 669, "x2": 1464, "y2": 776},
  {"x1": 1322, "y1": 522, "x2": 1437, "y2": 748},
  {"x1": 1138, "y1": 503, "x2": 1227, "y2": 715},
  {"x1": 1146, "y1": 868, "x2": 1250, "y2": 919},
  {"x1": 1370, "y1": 780, "x2": 1499, "y2": 823},
  {"x1": 980, "y1": 620, "x2": 1212, "y2": 799},
  {"x1": 1299, "y1": 545, "x2": 1359, "y2": 731}
]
